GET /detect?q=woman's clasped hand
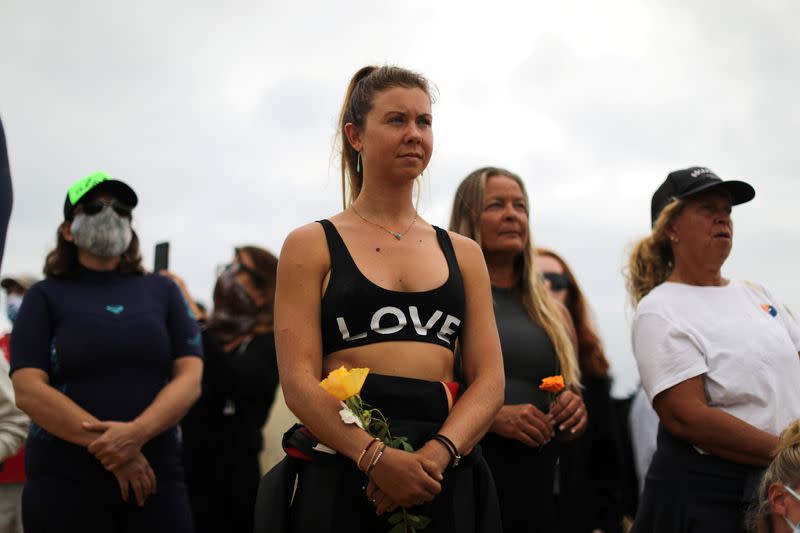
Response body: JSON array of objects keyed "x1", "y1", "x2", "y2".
[{"x1": 365, "y1": 444, "x2": 447, "y2": 514}]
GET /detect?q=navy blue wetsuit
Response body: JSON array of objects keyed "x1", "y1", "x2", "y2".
[{"x1": 10, "y1": 268, "x2": 202, "y2": 533}]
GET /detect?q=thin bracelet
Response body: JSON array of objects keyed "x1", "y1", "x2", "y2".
[
  {"x1": 431, "y1": 435, "x2": 455, "y2": 462},
  {"x1": 433, "y1": 434, "x2": 462, "y2": 467},
  {"x1": 365, "y1": 443, "x2": 387, "y2": 477},
  {"x1": 356, "y1": 438, "x2": 381, "y2": 471},
  {"x1": 366, "y1": 442, "x2": 385, "y2": 474}
]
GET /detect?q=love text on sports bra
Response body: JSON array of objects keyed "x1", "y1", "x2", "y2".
[{"x1": 336, "y1": 306, "x2": 461, "y2": 345}]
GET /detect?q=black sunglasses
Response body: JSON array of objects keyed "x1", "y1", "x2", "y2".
[
  {"x1": 79, "y1": 200, "x2": 133, "y2": 218},
  {"x1": 542, "y1": 272, "x2": 570, "y2": 291},
  {"x1": 225, "y1": 261, "x2": 267, "y2": 288}
]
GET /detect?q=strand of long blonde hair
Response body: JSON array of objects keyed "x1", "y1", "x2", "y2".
[
  {"x1": 624, "y1": 200, "x2": 685, "y2": 305},
  {"x1": 745, "y1": 420, "x2": 800, "y2": 533}
]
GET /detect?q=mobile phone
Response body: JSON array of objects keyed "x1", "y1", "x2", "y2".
[{"x1": 154, "y1": 242, "x2": 170, "y2": 272}]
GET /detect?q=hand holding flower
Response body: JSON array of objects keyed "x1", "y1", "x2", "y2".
[
  {"x1": 490, "y1": 404, "x2": 555, "y2": 447},
  {"x1": 319, "y1": 366, "x2": 434, "y2": 531},
  {"x1": 548, "y1": 390, "x2": 587, "y2": 436},
  {"x1": 368, "y1": 447, "x2": 442, "y2": 509}
]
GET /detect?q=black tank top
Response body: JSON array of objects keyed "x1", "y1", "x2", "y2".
[{"x1": 318, "y1": 219, "x2": 465, "y2": 356}]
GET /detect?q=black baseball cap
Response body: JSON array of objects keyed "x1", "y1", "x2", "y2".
[
  {"x1": 63, "y1": 171, "x2": 138, "y2": 220},
  {"x1": 650, "y1": 166, "x2": 755, "y2": 226}
]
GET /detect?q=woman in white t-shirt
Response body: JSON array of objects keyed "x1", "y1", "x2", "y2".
[{"x1": 625, "y1": 167, "x2": 800, "y2": 533}]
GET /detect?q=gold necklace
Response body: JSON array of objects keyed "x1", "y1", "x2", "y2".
[{"x1": 350, "y1": 205, "x2": 418, "y2": 240}]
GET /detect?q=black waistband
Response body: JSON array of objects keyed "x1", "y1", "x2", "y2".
[{"x1": 649, "y1": 424, "x2": 764, "y2": 501}]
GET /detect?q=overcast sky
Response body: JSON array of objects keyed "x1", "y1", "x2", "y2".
[{"x1": 1, "y1": 0, "x2": 798, "y2": 396}]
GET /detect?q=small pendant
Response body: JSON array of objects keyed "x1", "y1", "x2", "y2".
[{"x1": 393, "y1": 233, "x2": 402, "y2": 240}]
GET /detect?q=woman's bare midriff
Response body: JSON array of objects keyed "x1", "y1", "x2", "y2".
[{"x1": 324, "y1": 341, "x2": 455, "y2": 382}]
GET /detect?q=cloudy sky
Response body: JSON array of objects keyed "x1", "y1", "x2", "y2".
[{"x1": 1, "y1": 0, "x2": 798, "y2": 396}]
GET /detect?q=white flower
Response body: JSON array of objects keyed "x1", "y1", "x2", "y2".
[{"x1": 339, "y1": 403, "x2": 364, "y2": 429}]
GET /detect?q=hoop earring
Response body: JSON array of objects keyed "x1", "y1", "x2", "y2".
[{"x1": 356, "y1": 152, "x2": 361, "y2": 173}]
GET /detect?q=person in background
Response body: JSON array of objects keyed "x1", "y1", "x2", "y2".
[
  {"x1": 0, "y1": 275, "x2": 34, "y2": 533},
  {"x1": 746, "y1": 420, "x2": 800, "y2": 533},
  {"x1": 536, "y1": 248, "x2": 624, "y2": 533},
  {"x1": 10, "y1": 172, "x2": 202, "y2": 532},
  {"x1": 449, "y1": 167, "x2": 587, "y2": 532},
  {"x1": 628, "y1": 385, "x2": 659, "y2": 495},
  {"x1": 0, "y1": 116, "x2": 12, "y2": 268},
  {"x1": 626, "y1": 167, "x2": 800, "y2": 532},
  {"x1": 169, "y1": 246, "x2": 280, "y2": 533}
]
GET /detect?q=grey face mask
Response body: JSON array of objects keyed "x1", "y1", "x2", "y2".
[{"x1": 70, "y1": 206, "x2": 133, "y2": 257}]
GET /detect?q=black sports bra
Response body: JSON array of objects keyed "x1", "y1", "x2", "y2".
[{"x1": 318, "y1": 219, "x2": 465, "y2": 356}]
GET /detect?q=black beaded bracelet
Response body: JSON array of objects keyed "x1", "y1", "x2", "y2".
[{"x1": 432, "y1": 434, "x2": 462, "y2": 468}]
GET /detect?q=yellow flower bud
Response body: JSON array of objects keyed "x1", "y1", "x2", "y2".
[{"x1": 320, "y1": 366, "x2": 370, "y2": 401}]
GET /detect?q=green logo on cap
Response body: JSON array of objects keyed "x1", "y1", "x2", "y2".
[{"x1": 68, "y1": 171, "x2": 112, "y2": 206}]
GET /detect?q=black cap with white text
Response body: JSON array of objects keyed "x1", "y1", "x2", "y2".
[{"x1": 650, "y1": 166, "x2": 755, "y2": 226}]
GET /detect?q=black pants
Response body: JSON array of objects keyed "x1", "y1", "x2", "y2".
[
  {"x1": 632, "y1": 425, "x2": 764, "y2": 533},
  {"x1": 23, "y1": 474, "x2": 194, "y2": 533},
  {"x1": 258, "y1": 374, "x2": 503, "y2": 533},
  {"x1": 186, "y1": 451, "x2": 261, "y2": 533},
  {"x1": 481, "y1": 432, "x2": 559, "y2": 533}
]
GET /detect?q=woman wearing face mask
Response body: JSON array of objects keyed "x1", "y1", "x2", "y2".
[
  {"x1": 449, "y1": 167, "x2": 587, "y2": 532},
  {"x1": 627, "y1": 168, "x2": 800, "y2": 532},
  {"x1": 536, "y1": 248, "x2": 624, "y2": 533},
  {"x1": 9, "y1": 172, "x2": 203, "y2": 533},
  {"x1": 746, "y1": 420, "x2": 800, "y2": 533},
  {"x1": 170, "y1": 246, "x2": 279, "y2": 533}
]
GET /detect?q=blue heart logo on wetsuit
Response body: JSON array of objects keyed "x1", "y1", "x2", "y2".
[{"x1": 105, "y1": 305, "x2": 125, "y2": 315}]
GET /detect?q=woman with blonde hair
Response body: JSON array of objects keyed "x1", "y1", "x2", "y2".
[
  {"x1": 746, "y1": 420, "x2": 800, "y2": 533},
  {"x1": 449, "y1": 166, "x2": 587, "y2": 532},
  {"x1": 260, "y1": 66, "x2": 505, "y2": 532},
  {"x1": 626, "y1": 167, "x2": 800, "y2": 532}
]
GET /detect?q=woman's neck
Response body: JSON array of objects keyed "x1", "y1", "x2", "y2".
[
  {"x1": 668, "y1": 261, "x2": 726, "y2": 287},
  {"x1": 353, "y1": 179, "x2": 417, "y2": 221},
  {"x1": 485, "y1": 252, "x2": 518, "y2": 288},
  {"x1": 78, "y1": 249, "x2": 121, "y2": 271}
]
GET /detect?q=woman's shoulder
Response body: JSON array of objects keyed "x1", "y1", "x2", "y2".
[
  {"x1": 634, "y1": 283, "x2": 684, "y2": 320},
  {"x1": 444, "y1": 231, "x2": 483, "y2": 262},
  {"x1": 282, "y1": 221, "x2": 328, "y2": 248},
  {"x1": 279, "y1": 221, "x2": 334, "y2": 276},
  {"x1": 136, "y1": 272, "x2": 179, "y2": 292}
]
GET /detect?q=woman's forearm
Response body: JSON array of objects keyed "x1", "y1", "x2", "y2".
[
  {"x1": 683, "y1": 407, "x2": 777, "y2": 466},
  {"x1": 437, "y1": 371, "x2": 504, "y2": 454},
  {"x1": 13, "y1": 373, "x2": 101, "y2": 447},
  {"x1": 131, "y1": 357, "x2": 202, "y2": 443},
  {"x1": 655, "y1": 376, "x2": 779, "y2": 467},
  {"x1": 283, "y1": 375, "x2": 375, "y2": 462}
]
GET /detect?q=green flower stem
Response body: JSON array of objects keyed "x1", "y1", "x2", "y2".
[{"x1": 346, "y1": 394, "x2": 431, "y2": 532}]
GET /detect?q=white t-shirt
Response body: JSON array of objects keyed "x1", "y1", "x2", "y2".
[
  {"x1": 632, "y1": 280, "x2": 800, "y2": 436},
  {"x1": 629, "y1": 387, "x2": 659, "y2": 494}
]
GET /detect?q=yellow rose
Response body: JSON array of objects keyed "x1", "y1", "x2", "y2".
[{"x1": 320, "y1": 366, "x2": 370, "y2": 401}]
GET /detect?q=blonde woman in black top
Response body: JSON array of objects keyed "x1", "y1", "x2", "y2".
[{"x1": 449, "y1": 166, "x2": 587, "y2": 532}]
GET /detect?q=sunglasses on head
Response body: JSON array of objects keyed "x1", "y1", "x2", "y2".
[
  {"x1": 79, "y1": 200, "x2": 133, "y2": 218},
  {"x1": 542, "y1": 272, "x2": 570, "y2": 291}
]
